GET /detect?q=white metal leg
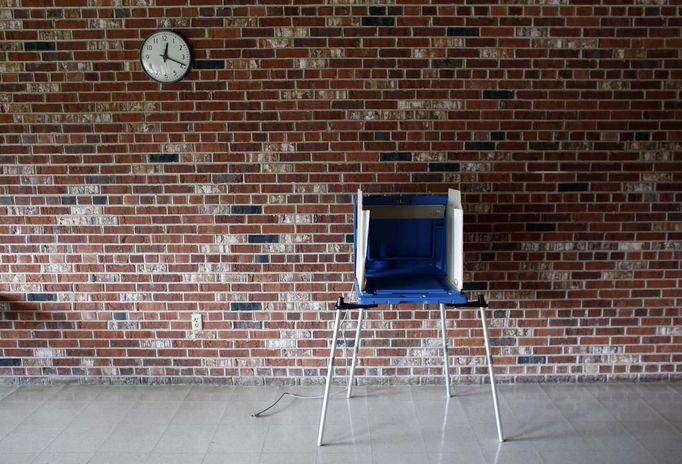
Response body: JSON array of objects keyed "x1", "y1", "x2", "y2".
[
  {"x1": 479, "y1": 305, "x2": 504, "y2": 442},
  {"x1": 317, "y1": 309, "x2": 343, "y2": 447},
  {"x1": 439, "y1": 303, "x2": 452, "y2": 398},
  {"x1": 347, "y1": 308, "x2": 364, "y2": 399}
]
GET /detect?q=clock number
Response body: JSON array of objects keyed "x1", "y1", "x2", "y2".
[
  {"x1": 145, "y1": 54, "x2": 149, "y2": 59},
  {"x1": 147, "y1": 45, "x2": 152, "y2": 50},
  {"x1": 162, "y1": 35, "x2": 167, "y2": 42}
]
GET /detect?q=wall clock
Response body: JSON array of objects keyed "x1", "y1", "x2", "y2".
[{"x1": 140, "y1": 30, "x2": 191, "y2": 83}]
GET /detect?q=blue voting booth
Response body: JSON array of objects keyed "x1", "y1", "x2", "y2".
[{"x1": 317, "y1": 189, "x2": 504, "y2": 446}]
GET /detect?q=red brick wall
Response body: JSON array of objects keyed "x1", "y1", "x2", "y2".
[{"x1": 1, "y1": 1, "x2": 681, "y2": 384}]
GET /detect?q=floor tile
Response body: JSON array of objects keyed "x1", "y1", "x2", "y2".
[
  {"x1": 0, "y1": 384, "x2": 18, "y2": 400},
  {"x1": 69, "y1": 401, "x2": 135, "y2": 427},
  {"x1": 4, "y1": 386, "x2": 63, "y2": 401},
  {"x1": 170, "y1": 401, "x2": 227, "y2": 425},
  {"x1": 153, "y1": 424, "x2": 217, "y2": 454},
  {"x1": 0, "y1": 425, "x2": 63, "y2": 454},
  {"x1": 87, "y1": 452, "x2": 148, "y2": 464},
  {"x1": 94, "y1": 386, "x2": 145, "y2": 402},
  {"x1": 316, "y1": 451, "x2": 368, "y2": 464},
  {"x1": 120, "y1": 401, "x2": 182, "y2": 424},
  {"x1": 259, "y1": 451, "x2": 316, "y2": 464},
  {"x1": 209, "y1": 423, "x2": 267, "y2": 453},
  {"x1": 138, "y1": 386, "x2": 191, "y2": 402},
  {"x1": 19, "y1": 401, "x2": 89, "y2": 428},
  {"x1": 31, "y1": 452, "x2": 93, "y2": 464},
  {"x1": 202, "y1": 451, "x2": 260, "y2": 464},
  {"x1": 372, "y1": 451, "x2": 430, "y2": 464},
  {"x1": 98, "y1": 422, "x2": 167, "y2": 453},
  {"x1": 185, "y1": 385, "x2": 234, "y2": 401},
  {"x1": 145, "y1": 452, "x2": 206, "y2": 464},
  {"x1": 262, "y1": 424, "x2": 318, "y2": 452},
  {"x1": 44, "y1": 424, "x2": 114, "y2": 453},
  {"x1": 1, "y1": 453, "x2": 37, "y2": 464}
]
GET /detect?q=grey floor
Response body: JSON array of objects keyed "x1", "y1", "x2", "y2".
[{"x1": 0, "y1": 383, "x2": 681, "y2": 464}]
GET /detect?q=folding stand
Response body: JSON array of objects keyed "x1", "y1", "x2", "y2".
[
  {"x1": 316, "y1": 295, "x2": 504, "y2": 446},
  {"x1": 317, "y1": 189, "x2": 504, "y2": 446}
]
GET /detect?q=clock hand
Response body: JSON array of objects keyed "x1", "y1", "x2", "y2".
[
  {"x1": 160, "y1": 42, "x2": 168, "y2": 62},
  {"x1": 166, "y1": 55, "x2": 187, "y2": 67}
]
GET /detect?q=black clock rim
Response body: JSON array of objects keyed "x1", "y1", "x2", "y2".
[{"x1": 139, "y1": 29, "x2": 192, "y2": 84}]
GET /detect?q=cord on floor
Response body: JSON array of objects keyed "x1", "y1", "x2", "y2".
[{"x1": 252, "y1": 311, "x2": 354, "y2": 418}]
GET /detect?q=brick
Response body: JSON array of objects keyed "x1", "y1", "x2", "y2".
[
  {"x1": 380, "y1": 152, "x2": 412, "y2": 162},
  {"x1": 362, "y1": 17, "x2": 395, "y2": 27},
  {"x1": 24, "y1": 41, "x2": 56, "y2": 51},
  {"x1": 27, "y1": 293, "x2": 57, "y2": 302},
  {"x1": 230, "y1": 302, "x2": 262, "y2": 311},
  {"x1": 0, "y1": 358, "x2": 21, "y2": 367},
  {"x1": 428, "y1": 163, "x2": 460, "y2": 172},
  {"x1": 558, "y1": 183, "x2": 589, "y2": 192},
  {"x1": 483, "y1": 90, "x2": 515, "y2": 99},
  {"x1": 465, "y1": 141, "x2": 496, "y2": 151},
  {"x1": 193, "y1": 60, "x2": 225, "y2": 70},
  {"x1": 149, "y1": 154, "x2": 178, "y2": 163},
  {"x1": 447, "y1": 27, "x2": 479, "y2": 36}
]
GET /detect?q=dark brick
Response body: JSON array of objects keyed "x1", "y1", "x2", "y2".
[
  {"x1": 24, "y1": 41, "x2": 56, "y2": 51},
  {"x1": 61, "y1": 196, "x2": 76, "y2": 205},
  {"x1": 369, "y1": 6, "x2": 386, "y2": 15},
  {"x1": 447, "y1": 27, "x2": 479, "y2": 37},
  {"x1": 529, "y1": 141, "x2": 559, "y2": 150},
  {"x1": 231, "y1": 205, "x2": 262, "y2": 214},
  {"x1": 464, "y1": 281, "x2": 488, "y2": 291},
  {"x1": 230, "y1": 302, "x2": 262, "y2": 311},
  {"x1": 114, "y1": 8, "x2": 131, "y2": 18},
  {"x1": 254, "y1": 255, "x2": 269, "y2": 263},
  {"x1": 375, "y1": 132, "x2": 390, "y2": 141},
  {"x1": 248, "y1": 234, "x2": 279, "y2": 244},
  {"x1": 490, "y1": 131, "x2": 505, "y2": 141},
  {"x1": 92, "y1": 196, "x2": 108, "y2": 205},
  {"x1": 337, "y1": 339, "x2": 355, "y2": 348},
  {"x1": 212, "y1": 174, "x2": 243, "y2": 183},
  {"x1": 635, "y1": 132, "x2": 651, "y2": 141},
  {"x1": 27, "y1": 293, "x2": 57, "y2": 302},
  {"x1": 192, "y1": 60, "x2": 225, "y2": 70},
  {"x1": 483, "y1": 90, "x2": 514, "y2": 99},
  {"x1": 490, "y1": 337, "x2": 515, "y2": 346},
  {"x1": 0, "y1": 358, "x2": 21, "y2": 367},
  {"x1": 113, "y1": 312, "x2": 127, "y2": 320},
  {"x1": 362, "y1": 16, "x2": 395, "y2": 26},
  {"x1": 432, "y1": 58, "x2": 463, "y2": 69},
  {"x1": 86, "y1": 175, "x2": 115, "y2": 184},
  {"x1": 380, "y1": 152, "x2": 412, "y2": 162},
  {"x1": 429, "y1": 163, "x2": 460, "y2": 172},
  {"x1": 345, "y1": 234, "x2": 354, "y2": 243},
  {"x1": 581, "y1": 49, "x2": 613, "y2": 59},
  {"x1": 558, "y1": 183, "x2": 589, "y2": 192},
  {"x1": 519, "y1": 356, "x2": 546, "y2": 364},
  {"x1": 149, "y1": 153, "x2": 178, "y2": 163},
  {"x1": 465, "y1": 141, "x2": 496, "y2": 151},
  {"x1": 526, "y1": 223, "x2": 556, "y2": 232}
]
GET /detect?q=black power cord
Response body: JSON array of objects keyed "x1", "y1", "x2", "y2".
[{"x1": 252, "y1": 310, "x2": 353, "y2": 418}]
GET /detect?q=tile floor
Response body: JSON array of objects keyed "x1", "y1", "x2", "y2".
[{"x1": 0, "y1": 382, "x2": 680, "y2": 463}]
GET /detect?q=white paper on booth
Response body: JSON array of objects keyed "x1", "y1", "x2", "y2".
[
  {"x1": 446, "y1": 189, "x2": 463, "y2": 291},
  {"x1": 354, "y1": 190, "x2": 370, "y2": 291}
]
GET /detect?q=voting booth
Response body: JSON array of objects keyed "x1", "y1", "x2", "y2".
[{"x1": 317, "y1": 189, "x2": 504, "y2": 446}]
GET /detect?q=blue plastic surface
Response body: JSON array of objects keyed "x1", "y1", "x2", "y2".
[{"x1": 354, "y1": 193, "x2": 468, "y2": 305}]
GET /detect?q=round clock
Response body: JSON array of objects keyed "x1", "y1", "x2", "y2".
[{"x1": 140, "y1": 30, "x2": 191, "y2": 83}]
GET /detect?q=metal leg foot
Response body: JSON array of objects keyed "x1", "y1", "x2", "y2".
[
  {"x1": 317, "y1": 309, "x2": 343, "y2": 446},
  {"x1": 479, "y1": 305, "x2": 504, "y2": 442},
  {"x1": 347, "y1": 308, "x2": 364, "y2": 399},
  {"x1": 439, "y1": 303, "x2": 452, "y2": 398}
]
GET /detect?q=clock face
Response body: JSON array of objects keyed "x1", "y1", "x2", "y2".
[{"x1": 140, "y1": 30, "x2": 191, "y2": 83}]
